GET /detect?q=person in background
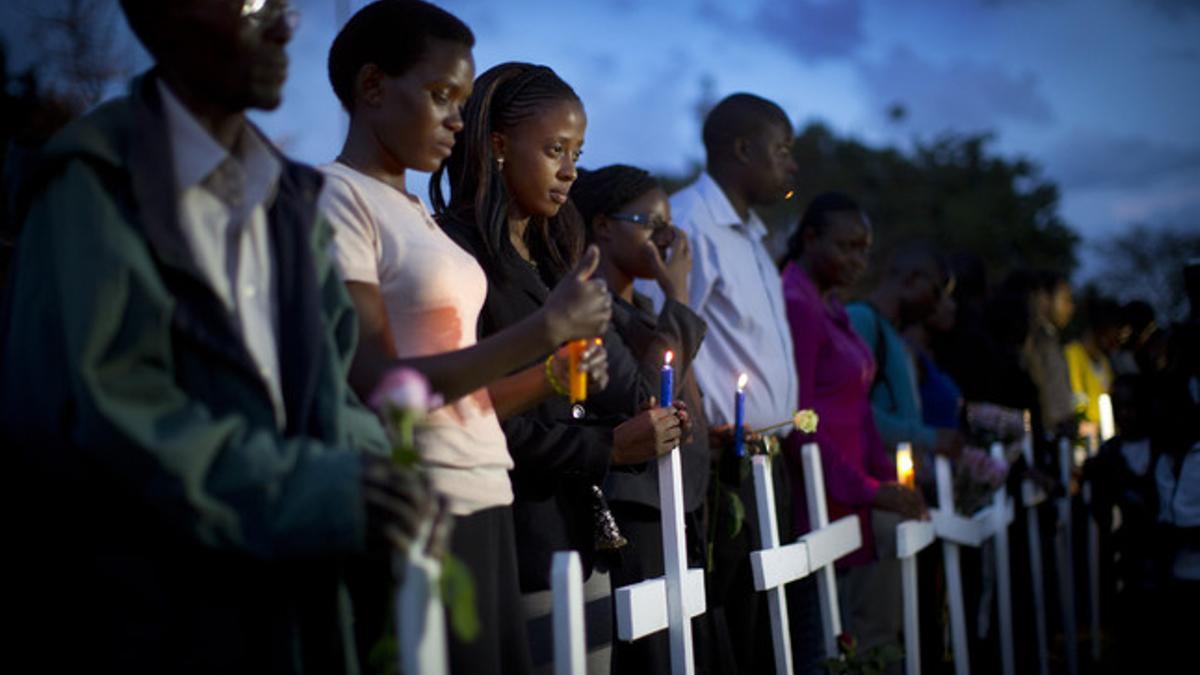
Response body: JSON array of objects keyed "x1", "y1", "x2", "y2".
[
  {"x1": 781, "y1": 192, "x2": 925, "y2": 665},
  {"x1": 1111, "y1": 300, "x2": 1157, "y2": 376},
  {"x1": 570, "y1": 164, "x2": 710, "y2": 674},
  {"x1": 637, "y1": 92, "x2": 801, "y2": 674},
  {"x1": 434, "y1": 62, "x2": 682, "y2": 674},
  {"x1": 318, "y1": 4, "x2": 613, "y2": 672},
  {"x1": 1082, "y1": 374, "x2": 1160, "y2": 671},
  {"x1": 1026, "y1": 270, "x2": 1076, "y2": 439},
  {"x1": 1, "y1": 1, "x2": 431, "y2": 671},
  {"x1": 1064, "y1": 297, "x2": 1120, "y2": 439},
  {"x1": 848, "y1": 243, "x2": 965, "y2": 476},
  {"x1": 907, "y1": 274, "x2": 963, "y2": 430}
]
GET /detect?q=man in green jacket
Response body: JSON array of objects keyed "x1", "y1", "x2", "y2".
[{"x1": 1, "y1": 1, "x2": 429, "y2": 672}]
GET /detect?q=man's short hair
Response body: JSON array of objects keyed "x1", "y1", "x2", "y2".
[
  {"x1": 702, "y1": 93, "x2": 791, "y2": 159},
  {"x1": 328, "y1": 0, "x2": 475, "y2": 112}
]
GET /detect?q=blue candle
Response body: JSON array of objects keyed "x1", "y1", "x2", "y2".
[
  {"x1": 734, "y1": 373, "x2": 748, "y2": 457},
  {"x1": 660, "y1": 350, "x2": 674, "y2": 407}
]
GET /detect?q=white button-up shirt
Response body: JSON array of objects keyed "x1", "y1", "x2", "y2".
[
  {"x1": 158, "y1": 80, "x2": 286, "y2": 428},
  {"x1": 638, "y1": 172, "x2": 798, "y2": 431}
]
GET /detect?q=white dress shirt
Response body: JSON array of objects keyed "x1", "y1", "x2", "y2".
[
  {"x1": 158, "y1": 80, "x2": 286, "y2": 428},
  {"x1": 638, "y1": 172, "x2": 798, "y2": 431}
]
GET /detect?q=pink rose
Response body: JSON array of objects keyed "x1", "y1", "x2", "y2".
[{"x1": 368, "y1": 367, "x2": 441, "y2": 415}]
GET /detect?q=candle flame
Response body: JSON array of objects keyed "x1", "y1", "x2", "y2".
[
  {"x1": 896, "y1": 443, "x2": 915, "y2": 488},
  {"x1": 737, "y1": 373, "x2": 748, "y2": 391},
  {"x1": 784, "y1": 190, "x2": 795, "y2": 200},
  {"x1": 664, "y1": 350, "x2": 674, "y2": 366}
]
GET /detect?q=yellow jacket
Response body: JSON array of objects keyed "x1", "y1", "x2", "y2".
[{"x1": 1064, "y1": 341, "x2": 1113, "y2": 424}]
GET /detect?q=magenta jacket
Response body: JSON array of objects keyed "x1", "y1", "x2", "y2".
[{"x1": 782, "y1": 263, "x2": 896, "y2": 567}]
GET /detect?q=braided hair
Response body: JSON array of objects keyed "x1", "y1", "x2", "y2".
[
  {"x1": 569, "y1": 164, "x2": 661, "y2": 242},
  {"x1": 431, "y1": 62, "x2": 585, "y2": 283}
]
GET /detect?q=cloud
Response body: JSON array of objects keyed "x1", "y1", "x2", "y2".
[
  {"x1": 697, "y1": 0, "x2": 865, "y2": 61},
  {"x1": 1143, "y1": 0, "x2": 1200, "y2": 19},
  {"x1": 1044, "y1": 130, "x2": 1200, "y2": 190},
  {"x1": 857, "y1": 45, "x2": 1055, "y2": 135}
]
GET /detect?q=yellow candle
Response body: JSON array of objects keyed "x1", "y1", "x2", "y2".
[
  {"x1": 568, "y1": 339, "x2": 588, "y2": 403},
  {"x1": 896, "y1": 442, "x2": 915, "y2": 488}
]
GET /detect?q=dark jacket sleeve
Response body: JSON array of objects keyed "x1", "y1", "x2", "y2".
[{"x1": 606, "y1": 295, "x2": 707, "y2": 412}]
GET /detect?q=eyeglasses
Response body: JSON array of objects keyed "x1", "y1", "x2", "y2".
[
  {"x1": 608, "y1": 212, "x2": 673, "y2": 232},
  {"x1": 240, "y1": 0, "x2": 298, "y2": 29}
]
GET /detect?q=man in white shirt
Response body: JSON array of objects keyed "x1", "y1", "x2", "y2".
[{"x1": 640, "y1": 92, "x2": 806, "y2": 673}]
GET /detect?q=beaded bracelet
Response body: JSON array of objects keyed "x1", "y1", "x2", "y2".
[{"x1": 544, "y1": 354, "x2": 569, "y2": 397}]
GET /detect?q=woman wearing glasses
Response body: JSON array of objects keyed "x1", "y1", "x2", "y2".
[{"x1": 570, "y1": 165, "x2": 712, "y2": 675}]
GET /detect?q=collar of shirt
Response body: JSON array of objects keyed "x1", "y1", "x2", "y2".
[
  {"x1": 157, "y1": 79, "x2": 280, "y2": 217},
  {"x1": 693, "y1": 172, "x2": 768, "y2": 239}
]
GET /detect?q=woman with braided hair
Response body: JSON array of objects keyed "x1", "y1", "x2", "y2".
[
  {"x1": 571, "y1": 164, "x2": 714, "y2": 674},
  {"x1": 435, "y1": 64, "x2": 685, "y2": 673},
  {"x1": 320, "y1": 3, "x2": 616, "y2": 673}
]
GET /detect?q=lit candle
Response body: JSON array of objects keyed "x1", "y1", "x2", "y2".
[
  {"x1": 660, "y1": 350, "x2": 674, "y2": 407},
  {"x1": 734, "y1": 373, "x2": 748, "y2": 457},
  {"x1": 568, "y1": 339, "x2": 588, "y2": 418},
  {"x1": 1098, "y1": 393, "x2": 1115, "y2": 442},
  {"x1": 896, "y1": 442, "x2": 915, "y2": 488}
]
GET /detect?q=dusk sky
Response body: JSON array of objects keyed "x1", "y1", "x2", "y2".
[{"x1": 3, "y1": 0, "x2": 1198, "y2": 281}]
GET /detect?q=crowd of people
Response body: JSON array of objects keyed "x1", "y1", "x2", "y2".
[{"x1": 1, "y1": 1, "x2": 1197, "y2": 674}]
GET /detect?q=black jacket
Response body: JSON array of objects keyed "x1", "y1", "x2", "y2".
[
  {"x1": 442, "y1": 219, "x2": 642, "y2": 591},
  {"x1": 604, "y1": 292, "x2": 710, "y2": 513}
]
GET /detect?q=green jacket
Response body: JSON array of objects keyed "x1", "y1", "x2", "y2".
[{"x1": 1, "y1": 73, "x2": 389, "y2": 673}]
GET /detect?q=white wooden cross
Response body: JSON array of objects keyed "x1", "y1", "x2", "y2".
[
  {"x1": 1054, "y1": 437, "x2": 1079, "y2": 675},
  {"x1": 396, "y1": 524, "x2": 449, "y2": 675},
  {"x1": 744, "y1": 445, "x2": 862, "y2": 674},
  {"x1": 551, "y1": 551, "x2": 586, "y2": 675},
  {"x1": 930, "y1": 442, "x2": 1015, "y2": 675},
  {"x1": 744, "y1": 441, "x2": 859, "y2": 667},
  {"x1": 895, "y1": 514, "x2": 936, "y2": 675},
  {"x1": 1019, "y1": 415, "x2": 1051, "y2": 675},
  {"x1": 748, "y1": 452, "x2": 807, "y2": 675},
  {"x1": 798, "y1": 443, "x2": 864, "y2": 660},
  {"x1": 613, "y1": 443, "x2": 707, "y2": 675}
]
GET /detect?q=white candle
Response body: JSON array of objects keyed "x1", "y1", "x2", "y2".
[{"x1": 1098, "y1": 393, "x2": 1115, "y2": 441}]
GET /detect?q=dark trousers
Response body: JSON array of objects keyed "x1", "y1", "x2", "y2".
[{"x1": 448, "y1": 506, "x2": 533, "y2": 675}]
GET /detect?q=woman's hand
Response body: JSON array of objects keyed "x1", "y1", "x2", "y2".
[
  {"x1": 612, "y1": 405, "x2": 682, "y2": 465},
  {"x1": 649, "y1": 226, "x2": 692, "y2": 305},
  {"x1": 707, "y1": 422, "x2": 761, "y2": 454},
  {"x1": 543, "y1": 245, "x2": 612, "y2": 344},
  {"x1": 874, "y1": 482, "x2": 929, "y2": 521},
  {"x1": 550, "y1": 340, "x2": 610, "y2": 394}
]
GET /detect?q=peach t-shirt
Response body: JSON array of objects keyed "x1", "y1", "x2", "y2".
[{"x1": 319, "y1": 162, "x2": 513, "y2": 515}]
